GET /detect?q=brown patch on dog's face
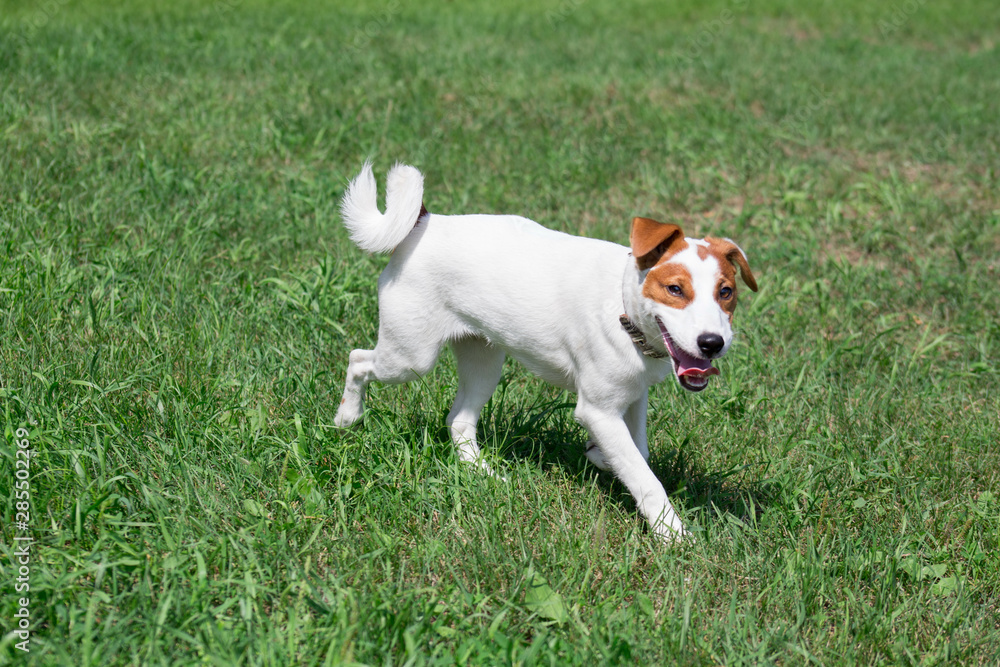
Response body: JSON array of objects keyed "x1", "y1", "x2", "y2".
[
  {"x1": 696, "y1": 238, "x2": 758, "y2": 320},
  {"x1": 642, "y1": 262, "x2": 693, "y2": 308},
  {"x1": 693, "y1": 243, "x2": 738, "y2": 318},
  {"x1": 704, "y1": 237, "x2": 758, "y2": 292}
]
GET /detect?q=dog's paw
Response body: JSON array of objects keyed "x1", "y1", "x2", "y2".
[
  {"x1": 457, "y1": 450, "x2": 508, "y2": 481},
  {"x1": 333, "y1": 411, "x2": 358, "y2": 429},
  {"x1": 333, "y1": 397, "x2": 363, "y2": 429},
  {"x1": 470, "y1": 458, "x2": 507, "y2": 482},
  {"x1": 653, "y1": 523, "x2": 693, "y2": 545}
]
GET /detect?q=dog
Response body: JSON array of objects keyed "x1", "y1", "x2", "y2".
[{"x1": 334, "y1": 162, "x2": 757, "y2": 540}]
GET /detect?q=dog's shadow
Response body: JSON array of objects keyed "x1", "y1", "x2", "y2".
[{"x1": 424, "y1": 386, "x2": 778, "y2": 530}]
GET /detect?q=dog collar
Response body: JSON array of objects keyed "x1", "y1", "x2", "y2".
[
  {"x1": 619, "y1": 314, "x2": 669, "y2": 359},
  {"x1": 621, "y1": 252, "x2": 669, "y2": 359}
]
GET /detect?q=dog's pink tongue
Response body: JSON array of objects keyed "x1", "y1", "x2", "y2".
[
  {"x1": 677, "y1": 359, "x2": 719, "y2": 378},
  {"x1": 665, "y1": 337, "x2": 719, "y2": 377}
]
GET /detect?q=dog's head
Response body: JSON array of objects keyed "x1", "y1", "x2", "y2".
[{"x1": 629, "y1": 216, "x2": 758, "y2": 392}]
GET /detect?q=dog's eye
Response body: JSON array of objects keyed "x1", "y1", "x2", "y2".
[
  {"x1": 667, "y1": 284, "x2": 683, "y2": 297},
  {"x1": 719, "y1": 286, "x2": 733, "y2": 299}
]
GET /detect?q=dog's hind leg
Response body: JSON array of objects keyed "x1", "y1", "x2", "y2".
[
  {"x1": 447, "y1": 336, "x2": 505, "y2": 470},
  {"x1": 334, "y1": 329, "x2": 445, "y2": 429},
  {"x1": 334, "y1": 348, "x2": 376, "y2": 428}
]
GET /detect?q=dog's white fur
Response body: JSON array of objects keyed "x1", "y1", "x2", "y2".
[{"x1": 334, "y1": 162, "x2": 756, "y2": 540}]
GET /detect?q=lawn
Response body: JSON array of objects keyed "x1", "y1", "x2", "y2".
[{"x1": 1, "y1": 0, "x2": 999, "y2": 664}]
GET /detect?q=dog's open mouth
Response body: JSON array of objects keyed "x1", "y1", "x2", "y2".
[{"x1": 655, "y1": 318, "x2": 719, "y2": 392}]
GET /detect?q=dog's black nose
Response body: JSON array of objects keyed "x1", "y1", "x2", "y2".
[{"x1": 697, "y1": 333, "x2": 725, "y2": 357}]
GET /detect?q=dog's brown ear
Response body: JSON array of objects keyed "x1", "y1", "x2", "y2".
[
  {"x1": 630, "y1": 217, "x2": 685, "y2": 270},
  {"x1": 707, "y1": 237, "x2": 758, "y2": 292}
]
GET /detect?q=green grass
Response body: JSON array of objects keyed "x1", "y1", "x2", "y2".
[{"x1": 2, "y1": 0, "x2": 999, "y2": 663}]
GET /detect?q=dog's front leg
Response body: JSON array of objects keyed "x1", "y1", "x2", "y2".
[
  {"x1": 576, "y1": 398, "x2": 688, "y2": 541},
  {"x1": 584, "y1": 393, "x2": 649, "y2": 468},
  {"x1": 624, "y1": 392, "x2": 649, "y2": 462}
]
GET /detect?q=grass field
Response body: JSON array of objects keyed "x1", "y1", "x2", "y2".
[{"x1": 2, "y1": 0, "x2": 999, "y2": 664}]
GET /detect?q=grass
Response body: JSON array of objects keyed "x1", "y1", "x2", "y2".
[{"x1": 1, "y1": 0, "x2": 999, "y2": 663}]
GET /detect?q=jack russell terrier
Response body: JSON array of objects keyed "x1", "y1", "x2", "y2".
[{"x1": 334, "y1": 162, "x2": 757, "y2": 541}]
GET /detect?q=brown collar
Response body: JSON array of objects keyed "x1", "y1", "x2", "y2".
[{"x1": 619, "y1": 314, "x2": 669, "y2": 359}]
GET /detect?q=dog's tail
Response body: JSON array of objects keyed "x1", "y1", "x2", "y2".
[{"x1": 340, "y1": 160, "x2": 425, "y2": 254}]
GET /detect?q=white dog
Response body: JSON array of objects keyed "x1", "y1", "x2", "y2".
[{"x1": 334, "y1": 162, "x2": 757, "y2": 540}]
